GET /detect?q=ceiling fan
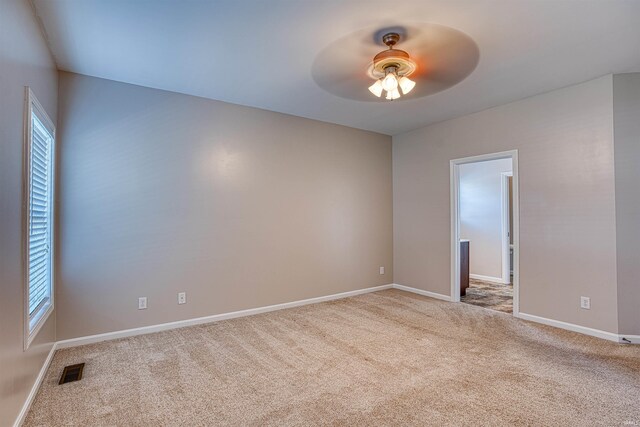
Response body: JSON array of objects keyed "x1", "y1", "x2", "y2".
[
  {"x1": 312, "y1": 23, "x2": 480, "y2": 103},
  {"x1": 367, "y1": 32, "x2": 417, "y2": 100}
]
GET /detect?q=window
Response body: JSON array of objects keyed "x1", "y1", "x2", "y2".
[{"x1": 24, "y1": 88, "x2": 55, "y2": 349}]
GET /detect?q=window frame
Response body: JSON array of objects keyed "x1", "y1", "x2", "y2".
[{"x1": 23, "y1": 87, "x2": 56, "y2": 350}]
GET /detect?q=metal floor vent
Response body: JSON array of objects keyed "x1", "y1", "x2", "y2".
[{"x1": 59, "y1": 363, "x2": 85, "y2": 385}]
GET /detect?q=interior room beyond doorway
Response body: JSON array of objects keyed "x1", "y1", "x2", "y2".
[{"x1": 458, "y1": 157, "x2": 514, "y2": 313}]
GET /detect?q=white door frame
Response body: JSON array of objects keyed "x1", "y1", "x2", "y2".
[
  {"x1": 501, "y1": 171, "x2": 513, "y2": 285},
  {"x1": 450, "y1": 150, "x2": 520, "y2": 316}
]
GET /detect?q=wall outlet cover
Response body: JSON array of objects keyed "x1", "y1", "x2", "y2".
[
  {"x1": 138, "y1": 297, "x2": 147, "y2": 310},
  {"x1": 580, "y1": 296, "x2": 591, "y2": 310}
]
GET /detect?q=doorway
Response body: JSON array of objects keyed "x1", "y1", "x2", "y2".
[{"x1": 450, "y1": 150, "x2": 519, "y2": 315}]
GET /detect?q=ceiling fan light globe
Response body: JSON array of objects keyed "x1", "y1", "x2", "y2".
[
  {"x1": 381, "y1": 73, "x2": 398, "y2": 91},
  {"x1": 385, "y1": 88, "x2": 401, "y2": 100},
  {"x1": 399, "y1": 76, "x2": 416, "y2": 94},
  {"x1": 368, "y1": 80, "x2": 383, "y2": 97}
]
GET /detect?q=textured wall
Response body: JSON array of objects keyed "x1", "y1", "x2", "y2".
[
  {"x1": 56, "y1": 72, "x2": 393, "y2": 340},
  {"x1": 459, "y1": 158, "x2": 512, "y2": 281},
  {"x1": 0, "y1": 0, "x2": 58, "y2": 424},
  {"x1": 393, "y1": 76, "x2": 619, "y2": 333},
  {"x1": 613, "y1": 73, "x2": 640, "y2": 336}
]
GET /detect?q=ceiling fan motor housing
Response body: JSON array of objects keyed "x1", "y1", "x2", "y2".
[{"x1": 368, "y1": 32, "x2": 416, "y2": 79}]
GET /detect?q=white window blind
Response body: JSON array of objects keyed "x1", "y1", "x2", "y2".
[
  {"x1": 28, "y1": 115, "x2": 53, "y2": 315},
  {"x1": 25, "y1": 89, "x2": 55, "y2": 346}
]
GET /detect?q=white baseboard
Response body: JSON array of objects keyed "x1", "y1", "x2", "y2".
[
  {"x1": 469, "y1": 274, "x2": 509, "y2": 285},
  {"x1": 516, "y1": 312, "x2": 622, "y2": 342},
  {"x1": 56, "y1": 283, "x2": 456, "y2": 350},
  {"x1": 392, "y1": 284, "x2": 452, "y2": 301},
  {"x1": 13, "y1": 342, "x2": 57, "y2": 427},
  {"x1": 56, "y1": 284, "x2": 394, "y2": 349}
]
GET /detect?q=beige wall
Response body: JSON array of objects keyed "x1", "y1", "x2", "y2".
[
  {"x1": 56, "y1": 72, "x2": 393, "y2": 340},
  {"x1": 459, "y1": 158, "x2": 512, "y2": 281},
  {"x1": 613, "y1": 73, "x2": 640, "y2": 336},
  {"x1": 393, "y1": 76, "x2": 619, "y2": 333},
  {"x1": 0, "y1": 0, "x2": 58, "y2": 424}
]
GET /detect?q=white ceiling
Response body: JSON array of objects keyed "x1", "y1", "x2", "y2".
[{"x1": 33, "y1": 0, "x2": 640, "y2": 135}]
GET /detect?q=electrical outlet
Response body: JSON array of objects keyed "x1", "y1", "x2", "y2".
[
  {"x1": 379, "y1": 266, "x2": 385, "y2": 275},
  {"x1": 178, "y1": 292, "x2": 186, "y2": 305},
  {"x1": 580, "y1": 296, "x2": 591, "y2": 310},
  {"x1": 138, "y1": 297, "x2": 147, "y2": 310}
]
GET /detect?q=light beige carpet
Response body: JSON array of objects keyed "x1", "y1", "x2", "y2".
[{"x1": 25, "y1": 289, "x2": 640, "y2": 426}]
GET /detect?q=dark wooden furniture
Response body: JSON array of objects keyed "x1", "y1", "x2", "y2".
[{"x1": 460, "y1": 240, "x2": 469, "y2": 296}]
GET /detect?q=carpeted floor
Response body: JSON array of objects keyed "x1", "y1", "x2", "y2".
[
  {"x1": 461, "y1": 278, "x2": 513, "y2": 313},
  {"x1": 25, "y1": 289, "x2": 639, "y2": 426}
]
